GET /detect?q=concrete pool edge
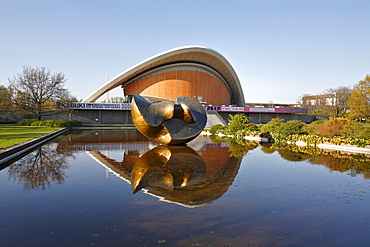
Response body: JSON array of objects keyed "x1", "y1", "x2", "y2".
[
  {"x1": 0, "y1": 128, "x2": 69, "y2": 166},
  {"x1": 0, "y1": 126, "x2": 138, "y2": 166}
]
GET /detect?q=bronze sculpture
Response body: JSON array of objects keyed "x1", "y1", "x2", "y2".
[{"x1": 131, "y1": 95, "x2": 207, "y2": 145}]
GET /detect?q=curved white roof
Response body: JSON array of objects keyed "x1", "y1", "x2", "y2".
[{"x1": 83, "y1": 45, "x2": 245, "y2": 106}]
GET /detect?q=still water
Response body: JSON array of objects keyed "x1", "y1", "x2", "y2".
[{"x1": 1, "y1": 130, "x2": 370, "y2": 246}]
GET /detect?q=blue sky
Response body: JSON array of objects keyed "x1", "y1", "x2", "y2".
[{"x1": 1, "y1": 0, "x2": 369, "y2": 104}]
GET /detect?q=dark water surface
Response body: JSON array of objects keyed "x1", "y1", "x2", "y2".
[{"x1": 1, "y1": 130, "x2": 370, "y2": 246}]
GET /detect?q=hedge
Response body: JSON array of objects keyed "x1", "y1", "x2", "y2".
[{"x1": 17, "y1": 119, "x2": 82, "y2": 127}]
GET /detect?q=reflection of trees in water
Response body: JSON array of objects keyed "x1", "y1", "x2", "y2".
[
  {"x1": 8, "y1": 143, "x2": 72, "y2": 190},
  {"x1": 208, "y1": 135, "x2": 258, "y2": 157},
  {"x1": 208, "y1": 135, "x2": 223, "y2": 144},
  {"x1": 228, "y1": 141, "x2": 257, "y2": 157},
  {"x1": 278, "y1": 149, "x2": 312, "y2": 162},
  {"x1": 261, "y1": 143, "x2": 313, "y2": 162},
  {"x1": 260, "y1": 143, "x2": 277, "y2": 154},
  {"x1": 260, "y1": 142, "x2": 370, "y2": 179},
  {"x1": 212, "y1": 139, "x2": 370, "y2": 178},
  {"x1": 274, "y1": 145, "x2": 313, "y2": 162},
  {"x1": 309, "y1": 155, "x2": 370, "y2": 178}
]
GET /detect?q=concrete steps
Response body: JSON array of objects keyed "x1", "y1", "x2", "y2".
[{"x1": 205, "y1": 111, "x2": 227, "y2": 129}]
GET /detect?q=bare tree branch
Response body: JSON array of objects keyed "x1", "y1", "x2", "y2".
[{"x1": 8, "y1": 66, "x2": 76, "y2": 120}]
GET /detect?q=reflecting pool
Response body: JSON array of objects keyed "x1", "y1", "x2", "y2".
[{"x1": 1, "y1": 130, "x2": 370, "y2": 246}]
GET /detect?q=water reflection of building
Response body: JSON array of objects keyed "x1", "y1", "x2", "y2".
[
  {"x1": 57, "y1": 130, "x2": 155, "y2": 155},
  {"x1": 57, "y1": 130, "x2": 242, "y2": 207}
]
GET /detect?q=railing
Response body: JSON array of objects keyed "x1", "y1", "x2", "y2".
[
  {"x1": 204, "y1": 105, "x2": 308, "y2": 114},
  {"x1": 60, "y1": 102, "x2": 308, "y2": 114}
]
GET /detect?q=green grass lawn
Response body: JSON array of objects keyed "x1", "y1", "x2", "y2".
[{"x1": 0, "y1": 126, "x2": 61, "y2": 149}]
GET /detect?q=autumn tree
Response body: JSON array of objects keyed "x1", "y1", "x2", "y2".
[
  {"x1": 8, "y1": 66, "x2": 76, "y2": 120},
  {"x1": 348, "y1": 75, "x2": 370, "y2": 121},
  {"x1": 0, "y1": 84, "x2": 13, "y2": 111}
]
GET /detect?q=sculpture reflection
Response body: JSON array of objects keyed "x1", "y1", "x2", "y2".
[
  {"x1": 131, "y1": 146, "x2": 206, "y2": 193},
  {"x1": 64, "y1": 132, "x2": 243, "y2": 207},
  {"x1": 91, "y1": 141, "x2": 242, "y2": 207}
]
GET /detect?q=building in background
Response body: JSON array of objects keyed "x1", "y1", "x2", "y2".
[
  {"x1": 84, "y1": 45, "x2": 245, "y2": 107},
  {"x1": 301, "y1": 90, "x2": 351, "y2": 117},
  {"x1": 58, "y1": 46, "x2": 313, "y2": 124}
]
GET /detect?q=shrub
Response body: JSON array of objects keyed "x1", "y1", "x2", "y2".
[
  {"x1": 260, "y1": 118, "x2": 284, "y2": 133},
  {"x1": 18, "y1": 119, "x2": 82, "y2": 127},
  {"x1": 314, "y1": 118, "x2": 351, "y2": 137},
  {"x1": 68, "y1": 120, "x2": 83, "y2": 127},
  {"x1": 304, "y1": 120, "x2": 326, "y2": 135},
  {"x1": 359, "y1": 128, "x2": 370, "y2": 140},
  {"x1": 209, "y1": 124, "x2": 229, "y2": 135},
  {"x1": 51, "y1": 119, "x2": 68, "y2": 127},
  {"x1": 209, "y1": 124, "x2": 224, "y2": 134},
  {"x1": 17, "y1": 119, "x2": 38, "y2": 126},
  {"x1": 31, "y1": 120, "x2": 45, "y2": 127},
  {"x1": 228, "y1": 114, "x2": 250, "y2": 135},
  {"x1": 245, "y1": 123, "x2": 259, "y2": 132},
  {"x1": 341, "y1": 121, "x2": 370, "y2": 140},
  {"x1": 0, "y1": 121, "x2": 16, "y2": 124},
  {"x1": 279, "y1": 120, "x2": 307, "y2": 136}
]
